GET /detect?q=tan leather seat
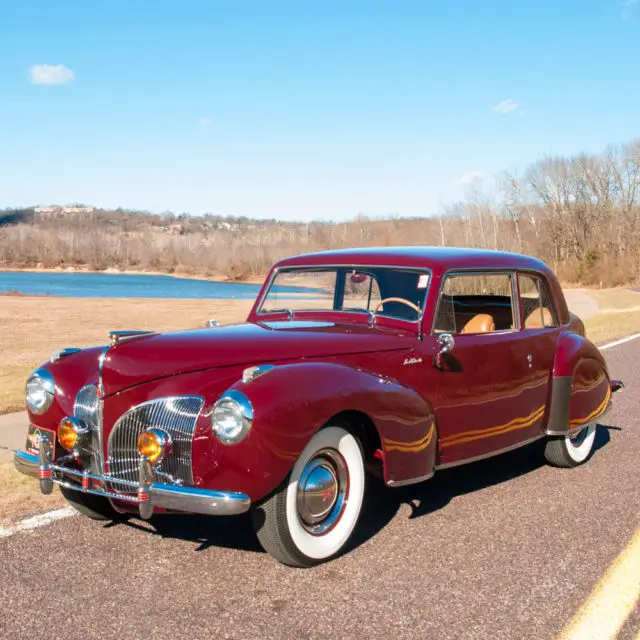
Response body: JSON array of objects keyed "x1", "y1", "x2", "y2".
[
  {"x1": 525, "y1": 307, "x2": 553, "y2": 329},
  {"x1": 461, "y1": 313, "x2": 495, "y2": 334}
]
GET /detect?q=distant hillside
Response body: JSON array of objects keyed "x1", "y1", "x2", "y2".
[{"x1": 1, "y1": 138, "x2": 639, "y2": 285}]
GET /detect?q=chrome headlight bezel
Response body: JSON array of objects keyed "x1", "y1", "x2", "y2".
[
  {"x1": 25, "y1": 368, "x2": 55, "y2": 415},
  {"x1": 211, "y1": 390, "x2": 253, "y2": 445}
]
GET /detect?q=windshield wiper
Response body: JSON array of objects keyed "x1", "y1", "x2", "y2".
[{"x1": 266, "y1": 308, "x2": 295, "y2": 320}]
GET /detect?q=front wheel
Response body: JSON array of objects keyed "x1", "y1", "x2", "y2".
[
  {"x1": 252, "y1": 425, "x2": 366, "y2": 567},
  {"x1": 544, "y1": 423, "x2": 597, "y2": 468}
]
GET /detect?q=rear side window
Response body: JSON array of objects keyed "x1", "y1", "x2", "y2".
[
  {"x1": 519, "y1": 274, "x2": 558, "y2": 329},
  {"x1": 433, "y1": 272, "x2": 515, "y2": 334}
]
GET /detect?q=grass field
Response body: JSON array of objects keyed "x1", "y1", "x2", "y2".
[
  {"x1": 583, "y1": 288, "x2": 640, "y2": 345},
  {"x1": 0, "y1": 296, "x2": 254, "y2": 414},
  {"x1": 1, "y1": 289, "x2": 638, "y2": 523},
  {"x1": 588, "y1": 287, "x2": 640, "y2": 310}
]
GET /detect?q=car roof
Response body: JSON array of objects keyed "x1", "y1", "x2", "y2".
[{"x1": 275, "y1": 246, "x2": 551, "y2": 275}]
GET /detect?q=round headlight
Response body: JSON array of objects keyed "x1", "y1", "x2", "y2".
[
  {"x1": 212, "y1": 390, "x2": 253, "y2": 445},
  {"x1": 25, "y1": 368, "x2": 55, "y2": 415}
]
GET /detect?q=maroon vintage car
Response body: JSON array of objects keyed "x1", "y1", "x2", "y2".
[{"x1": 15, "y1": 247, "x2": 623, "y2": 566}]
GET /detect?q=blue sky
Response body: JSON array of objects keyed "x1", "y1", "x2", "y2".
[{"x1": 1, "y1": 1, "x2": 638, "y2": 221}]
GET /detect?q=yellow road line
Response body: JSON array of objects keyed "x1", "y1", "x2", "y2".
[{"x1": 557, "y1": 526, "x2": 640, "y2": 640}]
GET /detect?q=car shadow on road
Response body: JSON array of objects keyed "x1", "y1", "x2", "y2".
[
  {"x1": 349, "y1": 423, "x2": 620, "y2": 553},
  {"x1": 116, "y1": 424, "x2": 621, "y2": 558},
  {"x1": 120, "y1": 511, "x2": 264, "y2": 553}
]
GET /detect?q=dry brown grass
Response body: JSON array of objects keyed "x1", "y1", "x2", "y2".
[
  {"x1": 0, "y1": 460, "x2": 66, "y2": 524},
  {"x1": 588, "y1": 288, "x2": 640, "y2": 310},
  {"x1": 0, "y1": 296, "x2": 254, "y2": 413},
  {"x1": 582, "y1": 288, "x2": 640, "y2": 344},
  {"x1": 584, "y1": 310, "x2": 640, "y2": 345}
]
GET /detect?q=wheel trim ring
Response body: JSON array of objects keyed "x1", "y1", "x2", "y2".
[
  {"x1": 568, "y1": 426, "x2": 589, "y2": 448},
  {"x1": 296, "y1": 449, "x2": 349, "y2": 537}
]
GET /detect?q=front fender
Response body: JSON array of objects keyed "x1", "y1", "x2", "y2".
[
  {"x1": 202, "y1": 362, "x2": 436, "y2": 500},
  {"x1": 547, "y1": 332, "x2": 611, "y2": 436}
]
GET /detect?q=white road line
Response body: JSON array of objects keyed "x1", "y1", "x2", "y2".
[
  {"x1": 0, "y1": 507, "x2": 76, "y2": 539},
  {"x1": 557, "y1": 527, "x2": 640, "y2": 640},
  {"x1": 599, "y1": 333, "x2": 640, "y2": 350}
]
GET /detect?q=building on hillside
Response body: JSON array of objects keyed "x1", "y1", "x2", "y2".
[{"x1": 35, "y1": 205, "x2": 95, "y2": 218}]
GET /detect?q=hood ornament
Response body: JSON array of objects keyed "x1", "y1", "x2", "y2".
[{"x1": 109, "y1": 330, "x2": 155, "y2": 346}]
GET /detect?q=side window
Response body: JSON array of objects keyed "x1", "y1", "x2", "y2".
[
  {"x1": 519, "y1": 274, "x2": 558, "y2": 329},
  {"x1": 341, "y1": 271, "x2": 382, "y2": 313},
  {"x1": 433, "y1": 273, "x2": 515, "y2": 334}
]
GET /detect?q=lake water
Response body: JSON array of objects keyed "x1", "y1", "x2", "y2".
[{"x1": 0, "y1": 271, "x2": 311, "y2": 300}]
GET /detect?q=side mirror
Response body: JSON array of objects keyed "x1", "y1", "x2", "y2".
[{"x1": 433, "y1": 333, "x2": 455, "y2": 370}]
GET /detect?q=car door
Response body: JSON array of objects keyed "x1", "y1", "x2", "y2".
[
  {"x1": 515, "y1": 271, "x2": 561, "y2": 430},
  {"x1": 430, "y1": 270, "x2": 542, "y2": 466}
]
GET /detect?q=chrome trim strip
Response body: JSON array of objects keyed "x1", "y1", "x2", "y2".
[
  {"x1": 242, "y1": 364, "x2": 276, "y2": 383},
  {"x1": 54, "y1": 479, "x2": 140, "y2": 503},
  {"x1": 97, "y1": 345, "x2": 109, "y2": 398},
  {"x1": 434, "y1": 434, "x2": 546, "y2": 470},
  {"x1": 50, "y1": 347, "x2": 81, "y2": 363},
  {"x1": 255, "y1": 264, "x2": 432, "y2": 328},
  {"x1": 386, "y1": 471, "x2": 435, "y2": 487}
]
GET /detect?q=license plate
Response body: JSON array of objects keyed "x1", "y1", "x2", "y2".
[{"x1": 25, "y1": 425, "x2": 56, "y2": 456}]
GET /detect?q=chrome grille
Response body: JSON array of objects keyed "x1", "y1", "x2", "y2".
[
  {"x1": 74, "y1": 385, "x2": 100, "y2": 429},
  {"x1": 74, "y1": 385, "x2": 103, "y2": 473},
  {"x1": 107, "y1": 396, "x2": 204, "y2": 487}
]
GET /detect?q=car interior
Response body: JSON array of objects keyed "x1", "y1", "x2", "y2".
[{"x1": 433, "y1": 272, "x2": 558, "y2": 334}]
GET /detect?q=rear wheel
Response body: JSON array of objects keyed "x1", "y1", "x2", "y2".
[
  {"x1": 544, "y1": 423, "x2": 597, "y2": 468},
  {"x1": 60, "y1": 486, "x2": 128, "y2": 521},
  {"x1": 252, "y1": 425, "x2": 365, "y2": 567}
]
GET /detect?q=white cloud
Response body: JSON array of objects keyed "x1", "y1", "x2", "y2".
[
  {"x1": 622, "y1": 0, "x2": 638, "y2": 19},
  {"x1": 28, "y1": 64, "x2": 74, "y2": 85},
  {"x1": 197, "y1": 116, "x2": 213, "y2": 127},
  {"x1": 491, "y1": 98, "x2": 520, "y2": 115},
  {"x1": 458, "y1": 171, "x2": 487, "y2": 185}
]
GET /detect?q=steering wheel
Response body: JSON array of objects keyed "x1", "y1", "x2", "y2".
[{"x1": 374, "y1": 297, "x2": 422, "y2": 316}]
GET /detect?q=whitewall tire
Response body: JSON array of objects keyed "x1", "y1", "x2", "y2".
[
  {"x1": 544, "y1": 423, "x2": 597, "y2": 468},
  {"x1": 252, "y1": 425, "x2": 366, "y2": 567}
]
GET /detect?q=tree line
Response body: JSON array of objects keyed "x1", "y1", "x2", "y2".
[{"x1": 1, "y1": 138, "x2": 638, "y2": 285}]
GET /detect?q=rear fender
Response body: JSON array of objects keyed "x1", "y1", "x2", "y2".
[
  {"x1": 209, "y1": 362, "x2": 436, "y2": 499},
  {"x1": 546, "y1": 332, "x2": 611, "y2": 436}
]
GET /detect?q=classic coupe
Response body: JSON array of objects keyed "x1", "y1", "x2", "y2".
[{"x1": 15, "y1": 247, "x2": 623, "y2": 566}]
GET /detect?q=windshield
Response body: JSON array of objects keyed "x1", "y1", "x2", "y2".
[{"x1": 259, "y1": 267, "x2": 430, "y2": 322}]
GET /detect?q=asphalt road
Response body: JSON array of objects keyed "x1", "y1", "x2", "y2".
[{"x1": 1, "y1": 340, "x2": 638, "y2": 640}]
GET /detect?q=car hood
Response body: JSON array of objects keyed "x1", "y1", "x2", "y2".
[{"x1": 101, "y1": 320, "x2": 413, "y2": 395}]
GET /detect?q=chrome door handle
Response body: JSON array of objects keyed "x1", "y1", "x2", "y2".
[{"x1": 433, "y1": 333, "x2": 455, "y2": 370}]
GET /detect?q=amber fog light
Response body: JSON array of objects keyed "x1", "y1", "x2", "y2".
[
  {"x1": 137, "y1": 429, "x2": 171, "y2": 465},
  {"x1": 58, "y1": 417, "x2": 90, "y2": 451}
]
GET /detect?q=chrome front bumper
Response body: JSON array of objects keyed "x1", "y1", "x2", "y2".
[{"x1": 14, "y1": 448, "x2": 251, "y2": 518}]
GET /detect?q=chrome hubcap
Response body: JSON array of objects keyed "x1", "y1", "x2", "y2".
[{"x1": 297, "y1": 449, "x2": 348, "y2": 535}]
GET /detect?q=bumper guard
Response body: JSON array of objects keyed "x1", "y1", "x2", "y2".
[{"x1": 14, "y1": 444, "x2": 251, "y2": 519}]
